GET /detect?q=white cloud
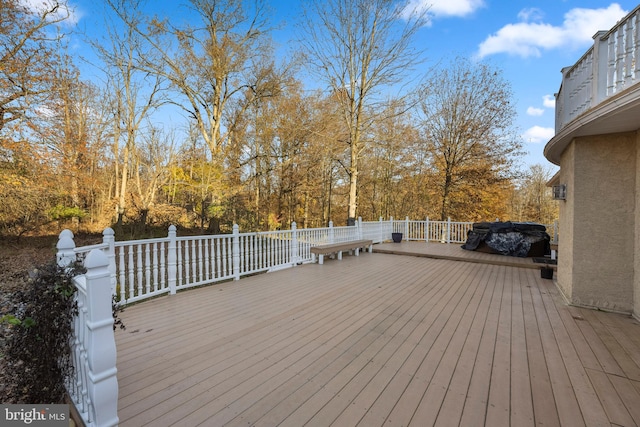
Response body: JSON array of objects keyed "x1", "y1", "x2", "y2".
[
  {"x1": 517, "y1": 8, "x2": 544, "y2": 23},
  {"x1": 477, "y1": 4, "x2": 627, "y2": 58},
  {"x1": 527, "y1": 95, "x2": 555, "y2": 117},
  {"x1": 402, "y1": 0, "x2": 485, "y2": 22},
  {"x1": 522, "y1": 126, "x2": 555, "y2": 143},
  {"x1": 527, "y1": 107, "x2": 544, "y2": 116}
]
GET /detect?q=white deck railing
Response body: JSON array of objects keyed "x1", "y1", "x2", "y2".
[
  {"x1": 556, "y1": 5, "x2": 640, "y2": 132},
  {"x1": 57, "y1": 232, "x2": 119, "y2": 427},
  {"x1": 55, "y1": 216, "x2": 557, "y2": 426},
  {"x1": 61, "y1": 217, "x2": 558, "y2": 307},
  {"x1": 391, "y1": 217, "x2": 474, "y2": 243},
  {"x1": 389, "y1": 217, "x2": 558, "y2": 246}
]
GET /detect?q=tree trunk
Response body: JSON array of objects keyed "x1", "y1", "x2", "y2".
[
  {"x1": 440, "y1": 169, "x2": 453, "y2": 221},
  {"x1": 347, "y1": 148, "x2": 358, "y2": 225}
]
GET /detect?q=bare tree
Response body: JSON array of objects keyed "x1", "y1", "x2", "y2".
[
  {"x1": 133, "y1": 125, "x2": 175, "y2": 227},
  {"x1": 35, "y1": 54, "x2": 110, "y2": 225},
  {"x1": 93, "y1": 1, "x2": 167, "y2": 228},
  {"x1": 299, "y1": 0, "x2": 427, "y2": 224},
  {"x1": 510, "y1": 164, "x2": 558, "y2": 224},
  {"x1": 418, "y1": 57, "x2": 522, "y2": 220},
  {"x1": 359, "y1": 98, "x2": 422, "y2": 219},
  {"x1": 0, "y1": 0, "x2": 70, "y2": 133},
  {"x1": 106, "y1": 0, "x2": 280, "y2": 157}
]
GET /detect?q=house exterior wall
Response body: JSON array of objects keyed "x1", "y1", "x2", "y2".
[
  {"x1": 557, "y1": 143, "x2": 575, "y2": 303},
  {"x1": 635, "y1": 131, "x2": 640, "y2": 319},
  {"x1": 559, "y1": 132, "x2": 636, "y2": 313}
]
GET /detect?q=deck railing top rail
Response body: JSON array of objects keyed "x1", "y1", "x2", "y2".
[{"x1": 555, "y1": 5, "x2": 640, "y2": 132}]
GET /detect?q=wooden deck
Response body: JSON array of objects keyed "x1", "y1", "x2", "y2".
[{"x1": 115, "y1": 243, "x2": 640, "y2": 426}]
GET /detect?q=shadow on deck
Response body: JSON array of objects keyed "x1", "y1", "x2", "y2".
[{"x1": 115, "y1": 242, "x2": 640, "y2": 426}]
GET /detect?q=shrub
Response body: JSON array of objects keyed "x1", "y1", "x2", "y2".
[
  {"x1": 2, "y1": 261, "x2": 83, "y2": 403},
  {"x1": 47, "y1": 205, "x2": 87, "y2": 221}
]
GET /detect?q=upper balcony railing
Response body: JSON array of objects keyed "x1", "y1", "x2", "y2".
[{"x1": 555, "y1": 5, "x2": 640, "y2": 133}]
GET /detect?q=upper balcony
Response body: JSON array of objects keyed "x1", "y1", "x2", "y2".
[{"x1": 545, "y1": 5, "x2": 640, "y2": 165}]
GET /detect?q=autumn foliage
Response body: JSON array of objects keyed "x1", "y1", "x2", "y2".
[{"x1": 0, "y1": 0, "x2": 557, "y2": 239}]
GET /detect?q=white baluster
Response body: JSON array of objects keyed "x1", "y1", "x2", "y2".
[
  {"x1": 233, "y1": 225, "x2": 241, "y2": 280},
  {"x1": 291, "y1": 222, "x2": 298, "y2": 265},
  {"x1": 144, "y1": 243, "x2": 151, "y2": 294},
  {"x1": 127, "y1": 246, "x2": 134, "y2": 299},
  {"x1": 118, "y1": 247, "x2": 126, "y2": 302},
  {"x1": 136, "y1": 244, "x2": 143, "y2": 296},
  {"x1": 167, "y1": 225, "x2": 177, "y2": 295},
  {"x1": 152, "y1": 242, "x2": 159, "y2": 292}
]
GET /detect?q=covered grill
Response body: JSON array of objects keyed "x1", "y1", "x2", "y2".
[{"x1": 461, "y1": 221, "x2": 551, "y2": 258}]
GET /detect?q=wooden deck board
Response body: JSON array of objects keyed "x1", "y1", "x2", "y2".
[
  {"x1": 398, "y1": 262, "x2": 483, "y2": 425},
  {"x1": 121, "y1": 259, "x2": 410, "y2": 425},
  {"x1": 431, "y1": 261, "x2": 494, "y2": 427},
  {"x1": 411, "y1": 260, "x2": 492, "y2": 426},
  {"x1": 458, "y1": 264, "x2": 504, "y2": 427},
  {"x1": 319, "y1": 264, "x2": 466, "y2": 426},
  {"x1": 584, "y1": 368, "x2": 635, "y2": 426},
  {"x1": 386, "y1": 262, "x2": 484, "y2": 426},
  {"x1": 521, "y1": 267, "x2": 561, "y2": 427},
  {"x1": 538, "y1": 285, "x2": 610, "y2": 427},
  {"x1": 509, "y1": 266, "x2": 535, "y2": 426},
  {"x1": 355, "y1": 263, "x2": 479, "y2": 427},
  {"x1": 115, "y1": 242, "x2": 640, "y2": 427},
  {"x1": 607, "y1": 374, "x2": 640, "y2": 425},
  {"x1": 218, "y1": 265, "x2": 434, "y2": 426},
  {"x1": 485, "y1": 265, "x2": 512, "y2": 426},
  {"x1": 580, "y1": 308, "x2": 640, "y2": 382}
]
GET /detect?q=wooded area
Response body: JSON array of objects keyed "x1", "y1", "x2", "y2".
[{"x1": 0, "y1": 0, "x2": 558, "y2": 239}]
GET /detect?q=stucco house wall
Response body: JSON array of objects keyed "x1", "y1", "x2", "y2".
[
  {"x1": 558, "y1": 132, "x2": 636, "y2": 314},
  {"x1": 557, "y1": 143, "x2": 574, "y2": 303},
  {"x1": 544, "y1": 6, "x2": 640, "y2": 320},
  {"x1": 635, "y1": 132, "x2": 640, "y2": 319}
]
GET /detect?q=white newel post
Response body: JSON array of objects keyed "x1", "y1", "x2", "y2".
[
  {"x1": 389, "y1": 216, "x2": 394, "y2": 238},
  {"x1": 425, "y1": 217, "x2": 430, "y2": 243},
  {"x1": 291, "y1": 222, "x2": 299, "y2": 265},
  {"x1": 102, "y1": 228, "x2": 116, "y2": 295},
  {"x1": 83, "y1": 249, "x2": 119, "y2": 427},
  {"x1": 447, "y1": 217, "x2": 452, "y2": 243},
  {"x1": 232, "y1": 224, "x2": 240, "y2": 280},
  {"x1": 167, "y1": 225, "x2": 177, "y2": 295},
  {"x1": 404, "y1": 216, "x2": 409, "y2": 240},
  {"x1": 328, "y1": 221, "x2": 334, "y2": 243},
  {"x1": 357, "y1": 217, "x2": 363, "y2": 239},
  {"x1": 57, "y1": 229, "x2": 76, "y2": 268}
]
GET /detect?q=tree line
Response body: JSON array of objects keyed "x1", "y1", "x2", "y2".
[{"x1": 0, "y1": 0, "x2": 558, "y2": 238}]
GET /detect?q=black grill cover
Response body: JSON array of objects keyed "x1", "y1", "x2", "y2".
[{"x1": 461, "y1": 221, "x2": 550, "y2": 257}]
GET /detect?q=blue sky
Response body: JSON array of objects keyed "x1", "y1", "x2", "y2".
[
  {"x1": 31, "y1": 0, "x2": 639, "y2": 171},
  {"x1": 397, "y1": 0, "x2": 636, "y2": 170}
]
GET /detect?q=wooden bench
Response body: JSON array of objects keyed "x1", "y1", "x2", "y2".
[{"x1": 310, "y1": 239, "x2": 373, "y2": 264}]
